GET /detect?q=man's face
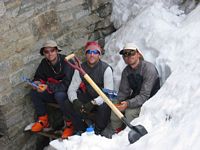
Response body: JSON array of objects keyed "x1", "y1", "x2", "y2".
[
  {"x1": 43, "y1": 47, "x2": 58, "y2": 63},
  {"x1": 85, "y1": 45, "x2": 101, "y2": 66},
  {"x1": 122, "y1": 49, "x2": 140, "y2": 66}
]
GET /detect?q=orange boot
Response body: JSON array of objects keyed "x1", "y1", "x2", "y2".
[
  {"x1": 31, "y1": 114, "x2": 49, "y2": 132},
  {"x1": 62, "y1": 121, "x2": 74, "y2": 139}
]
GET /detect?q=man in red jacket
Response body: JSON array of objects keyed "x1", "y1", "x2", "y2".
[{"x1": 30, "y1": 40, "x2": 74, "y2": 138}]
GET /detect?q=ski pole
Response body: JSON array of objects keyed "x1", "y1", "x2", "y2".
[{"x1": 21, "y1": 77, "x2": 46, "y2": 91}]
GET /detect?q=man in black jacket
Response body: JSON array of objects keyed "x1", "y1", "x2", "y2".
[{"x1": 30, "y1": 40, "x2": 74, "y2": 138}]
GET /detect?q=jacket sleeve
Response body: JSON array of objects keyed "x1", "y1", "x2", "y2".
[
  {"x1": 67, "y1": 70, "x2": 82, "y2": 103},
  {"x1": 126, "y1": 64, "x2": 159, "y2": 108},
  {"x1": 33, "y1": 60, "x2": 46, "y2": 81},
  {"x1": 48, "y1": 62, "x2": 74, "y2": 92},
  {"x1": 117, "y1": 68, "x2": 132, "y2": 101}
]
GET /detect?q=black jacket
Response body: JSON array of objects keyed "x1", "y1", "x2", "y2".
[
  {"x1": 34, "y1": 54, "x2": 74, "y2": 93},
  {"x1": 80, "y1": 60, "x2": 109, "y2": 98}
]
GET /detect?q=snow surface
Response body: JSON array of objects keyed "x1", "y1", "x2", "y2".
[{"x1": 50, "y1": 1, "x2": 200, "y2": 150}]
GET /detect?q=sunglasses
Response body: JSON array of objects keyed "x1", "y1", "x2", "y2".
[
  {"x1": 122, "y1": 50, "x2": 137, "y2": 57},
  {"x1": 85, "y1": 49, "x2": 100, "y2": 55},
  {"x1": 43, "y1": 48, "x2": 56, "y2": 54}
]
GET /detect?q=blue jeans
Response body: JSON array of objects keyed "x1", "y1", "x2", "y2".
[{"x1": 30, "y1": 90, "x2": 69, "y2": 119}]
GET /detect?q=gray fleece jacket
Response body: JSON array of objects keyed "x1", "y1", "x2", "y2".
[{"x1": 118, "y1": 60, "x2": 160, "y2": 108}]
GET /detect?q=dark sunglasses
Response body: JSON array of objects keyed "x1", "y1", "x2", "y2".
[
  {"x1": 43, "y1": 48, "x2": 56, "y2": 54},
  {"x1": 85, "y1": 49, "x2": 100, "y2": 55},
  {"x1": 122, "y1": 50, "x2": 137, "y2": 57}
]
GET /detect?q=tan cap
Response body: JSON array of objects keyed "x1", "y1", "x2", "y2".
[
  {"x1": 40, "y1": 40, "x2": 62, "y2": 55},
  {"x1": 119, "y1": 43, "x2": 143, "y2": 58}
]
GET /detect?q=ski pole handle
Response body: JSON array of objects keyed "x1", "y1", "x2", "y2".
[
  {"x1": 21, "y1": 77, "x2": 39, "y2": 88},
  {"x1": 21, "y1": 77, "x2": 46, "y2": 91}
]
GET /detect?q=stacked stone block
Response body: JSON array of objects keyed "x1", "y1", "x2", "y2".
[{"x1": 0, "y1": 0, "x2": 114, "y2": 149}]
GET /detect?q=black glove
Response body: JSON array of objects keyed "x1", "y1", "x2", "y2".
[
  {"x1": 73, "y1": 99, "x2": 94, "y2": 114},
  {"x1": 73, "y1": 99, "x2": 84, "y2": 113},
  {"x1": 83, "y1": 102, "x2": 94, "y2": 114}
]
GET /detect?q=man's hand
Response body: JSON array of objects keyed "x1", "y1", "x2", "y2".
[
  {"x1": 32, "y1": 81, "x2": 41, "y2": 90},
  {"x1": 37, "y1": 84, "x2": 47, "y2": 92},
  {"x1": 83, "y1": 102, "x2": 94, "y2": 113},
  {"x1": 73, "y1": 99, "x2": 94, "y2": 114},
  {"x1": 116, "y1": 101, "x2": 128, "y2": 112},
  {"x1": 73, "y1": 99, "x2": 84, "y2": 113}
]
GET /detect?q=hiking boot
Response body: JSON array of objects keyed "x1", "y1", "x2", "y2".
[
  {"x1": 101, "y1": 125, "x2": 123, "y2": 139},
  {"x1": 31, "y1": 114, "x2": 49, "y2": 132},
  {"x1": 94, "y1": 126, "x2": 103, "y2": 135},
  {"x1": 101, "y1": 127, "x2": 115, "y2": 139},
  {"x1": 61, "y1": 121, "x2": 74, "y2": 139}
]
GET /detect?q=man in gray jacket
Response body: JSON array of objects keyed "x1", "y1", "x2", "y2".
[{"x1": 110, "y1": 43, "x2": 160, "y2": 133}]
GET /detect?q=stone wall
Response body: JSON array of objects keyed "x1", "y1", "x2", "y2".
[{"x1": 0, "y1": 0, "x2": 114, "y2": 149}]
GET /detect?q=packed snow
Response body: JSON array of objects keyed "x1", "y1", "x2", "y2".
[{"x1": 50, "y1": 1, "x2": 200, "y2": 150}]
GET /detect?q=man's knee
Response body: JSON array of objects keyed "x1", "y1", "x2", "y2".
[
  {"x1": 30, "y1": 90, "x2": 43, "y2": 101},
  {"x1": 110, "y1": 111, "x2": 120, "y2": 122},
  {"x1": 54, "y1": 92, "x2": 67, "y2": 102},
  {"x1": 110, "y1": 111, "x2": 122, "y2": 129},
  {"x1": 30, "y1": 89, "x2": 38, "y2": 97},
  {"x1": 98, "y1": 103, "x2": 111, "y2": 123},
  {"x1": 99, "y1": 103, "x2": 110, "y2": 112},
  {"x1": 94, "y1": 103, "x2": 110, "y2": 129},
  {"x1": 125, "y1": 107, "x2": 141, "y2": 122}
]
